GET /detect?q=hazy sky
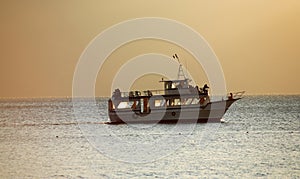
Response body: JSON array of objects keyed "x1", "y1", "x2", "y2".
[{"x1": 1, "y1": 0, "x2": 299, "y2": 97}]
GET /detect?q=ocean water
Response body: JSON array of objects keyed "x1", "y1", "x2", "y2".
[{"x1": 0, "y1": 95, "x2": 299, "y2": 178}]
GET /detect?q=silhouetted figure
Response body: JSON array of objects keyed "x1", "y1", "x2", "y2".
[
  {"x1": 113, "y1": 88, "x2": 121, "y2": 98},
  {"x1": 203, "y1": 84, "x2": 209, "y2": 95},
  {"x1": 147, "y1": 90, "x2": 153, "y2": 96},
  {"x1": 229, "y1": 93, "x2": 233, "y2": 100}
]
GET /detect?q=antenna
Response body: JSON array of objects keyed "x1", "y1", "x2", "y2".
[{"x1": 173, "y1": 54, "x2": 187, "y2": 80}]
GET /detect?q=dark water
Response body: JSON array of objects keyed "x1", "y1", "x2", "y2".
[{"x1": 0, "y1": 96, "x2": 299, "y2": 178}]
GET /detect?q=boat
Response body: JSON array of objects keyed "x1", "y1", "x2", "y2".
[{"x1": 107, "y1": 55, "x2": 244, "y2": 124}]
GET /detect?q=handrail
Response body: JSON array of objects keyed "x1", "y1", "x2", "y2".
[
  {"x1": 115, "y1": 89, "x2": 245, "y2": 99},
  {"x1": 119, "y1": 89, "x2": 166, "y2": 98}
]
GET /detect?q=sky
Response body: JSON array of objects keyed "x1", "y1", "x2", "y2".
[{"x1": 0, "y1": 0, "x2": 300, "y2": 98}]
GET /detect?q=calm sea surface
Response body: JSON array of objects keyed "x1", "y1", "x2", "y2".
[{"x1": 0, "y1": 96, "x2": 299, "y2": 178}]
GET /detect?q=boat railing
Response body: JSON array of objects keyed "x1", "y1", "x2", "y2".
[
  {"x1": 118, "y1": 88, "x2": 203, "y2": 98},
  {"x1": 116, "y1": 89, "x2": 245, "y2": 100},
  {"x1": 119, "y1": 89, "x2": 166, "y2": 98}
]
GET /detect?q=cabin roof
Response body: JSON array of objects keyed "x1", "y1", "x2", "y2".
[{"x1": 159, "y1": 79, "x2": 189, "y2": 83}]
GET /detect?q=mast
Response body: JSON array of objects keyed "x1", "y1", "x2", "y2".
[{"x1": 172, "y1": 54, "x2": 188, "y2": 80}]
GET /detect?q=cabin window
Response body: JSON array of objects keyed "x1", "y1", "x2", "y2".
[
  {"x1": 154, "y1": 99, "x2": 166, "y2": 107},
  {"x1": 166, "y1": 83, "x2": 170, "y2": 89},
  {"x1": 191, "y1": 98, "x2": 200, "y2": 104},
  {"x1": 117, "y1": 102, "x2": 127, "y2": 109},
  {"x1": 184, "y1": 98, "x2": 193, "y2": 105},
  {"x1": 174, "y1": 98, "x2": 181, "y2": 106},
  {"x1": 117, "y1": 101, "x2": 134, "y2": 109},
  {"x1": 154, "y1": 100, "x2": 160, "y2": 107},
  {"x1": 140, "y1": 99, "x2": 144, "y2": 113},
  {"x1": 167, "y1": 98, "x2": 181, "y2": 106},
  {"x1": 165, "y1": 82, "x2": 175, "y2": 90},
  {"x1": 182, "y1": 98, "x2": 193, "y2": 105}
]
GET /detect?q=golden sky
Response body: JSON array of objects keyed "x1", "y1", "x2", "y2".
[{"x1": 0, "y1": 0, "x2": 299, "y2": 97}]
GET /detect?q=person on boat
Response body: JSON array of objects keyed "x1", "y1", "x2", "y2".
[
  {"x1": 195, "y1": 85, "x2": 201, "y2": 95},
  {"x1": 129, "y1": 91, "x2": 134, "y2": 97},
  {"x1": 135, "y1": 91, "x2": 141, "y2": 97},
  {"x1": 203, "y1": 84, "x2": 209, "y2": 95},
  {"x1": 112, "y1": 88, "x2": 121, "y2": 98},
  {"x1": 147, "y1": 90, "x2": 153, "y2": 96},
  {"x1": 112, "y1": 88, "x2": 122, "y2": 107},
  {"x1": 228, "y1": 93, "x2": 233, "y2": 100}
]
